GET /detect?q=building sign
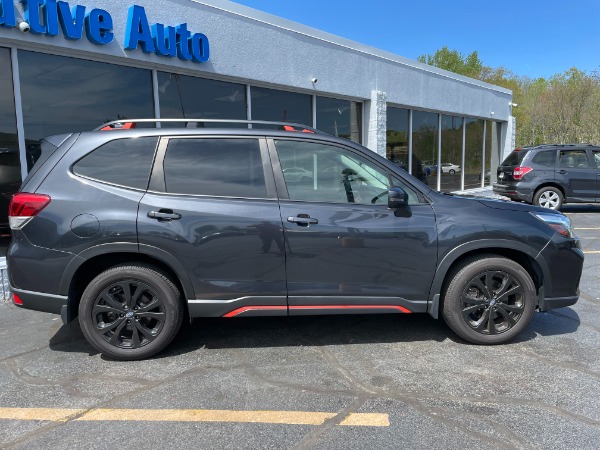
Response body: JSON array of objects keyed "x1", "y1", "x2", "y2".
[{"x1": 0, "y1": 0, "x2": 209, "y2": 62}]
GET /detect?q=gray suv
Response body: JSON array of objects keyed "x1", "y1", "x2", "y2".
[
  {"x1": 493, "y1": 144, "x2": 600, "y2": 210},
  {"x1": 8, "y1": 120, "x2": 584, "y2": 360}
]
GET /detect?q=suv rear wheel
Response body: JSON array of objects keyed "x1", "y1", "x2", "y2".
[
  {"x1": 442, "y1": 256, "x2": 535, "y2": 344},
  {"x1": 533, "y1": 186, "x2": 563, "y2": 210},
  {"x1": 79, "y1": 265, "x2": 184, "y2": 360}
]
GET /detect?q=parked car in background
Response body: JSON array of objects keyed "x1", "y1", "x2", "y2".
[
  {"x1": 282, "y1": 167, "x2": 313, "y2": 183},
  {"x1": 493, "y1": 144, "x2": 600, "y2": 210},
  {"x1": 8, "y1": 120, "x2": 583, "y2": 360},
  {"x1": 441, "y1": 163, "x2": 461, "y2": 175}
]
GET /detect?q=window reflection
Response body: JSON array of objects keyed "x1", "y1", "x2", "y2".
[
  {"x1": 158, "y1": 72, "x2": 246, "y2": 127},
  {"x1": 316, "y1": 96, "x2": 361, "y2": 143},
  {"x1": 412, "y1": 111, "x2": 438, "y2": 187},
  {"x1": 386, "y1": 107, "x2": 410, "y2": 173},
  {"x1": 251, "y1": 87, "x2": 311, "y2": 128},
  {"x1": 440, "y1": 115, "x2": 463, "y2": 192},
  {"x1": 464, "y1": 118, "x2": 484, "y2": 189},
  {"x1": 18, "y1": 51, "x2": 154, "y2": 152},
  {"x1": 0, "y1": 47, "x2": 22, "y2": 229}
]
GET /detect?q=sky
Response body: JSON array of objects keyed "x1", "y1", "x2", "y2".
[{"x1": 231, "y1": 0, "x2": 600, "y2": 79}]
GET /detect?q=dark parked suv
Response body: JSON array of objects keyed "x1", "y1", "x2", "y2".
[
  {"x1": 8, "y1": 120, "x2": 584, "y2": 360},
  {"x1": 493, "y1": 144, "x2": 600, "y2": 210}
]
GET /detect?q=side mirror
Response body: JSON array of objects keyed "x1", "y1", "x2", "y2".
[{"x1": 388, "y1": 186, "x2": 408, "y2": 209}]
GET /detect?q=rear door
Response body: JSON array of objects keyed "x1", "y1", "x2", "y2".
[
  {"x1": 556, "y1": 149, "x2": 596, "y2": 200},
  {"x1": 270, "y1": 138, "x2": 437, "y2": 315},
  {"x1": 137, "y1": 136, "x2": 287, "y2": 318},
  {"x1": 593, "y1": 150, "x2": 600, "y2": 201}
]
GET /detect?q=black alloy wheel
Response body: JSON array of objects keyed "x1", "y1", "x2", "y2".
[
  {"x1": 442, "y1": 256, "x2": 535, "y2": 344},
  {"x1": 79, "y1": 265, "x2": 183, "y2": 360},
  {"x1": 461, "y1": 270, "x2": 525, "y2": 335},
  {"x1": 92, "y1": 279, "x2": 165, "y2": 349}
]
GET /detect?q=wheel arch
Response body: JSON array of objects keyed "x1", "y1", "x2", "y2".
[
  {"x1": 427, "y1": 240, "x2": 548, "y2": 319},
  {"x1": 534, "y1": 183, "x2": 566, "y2": 200},
  {"x1": 60, "y1": 244, "x2": 195, "y2": 323}
]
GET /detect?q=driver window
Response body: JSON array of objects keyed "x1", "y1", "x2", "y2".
[{"x1": 275, "y1": 140, "x2": 390, "y2": 205}]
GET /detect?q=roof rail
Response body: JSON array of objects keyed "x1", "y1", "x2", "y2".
[{"x1": 95, "y1": 119, "x2": 322, "y2": 134}]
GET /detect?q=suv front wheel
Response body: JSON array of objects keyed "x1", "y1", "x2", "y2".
[
  {"x1": 442, "y1": 256, "x2": 536, "y2": 344},
  {"x1": 533, "y1": 186, "x2": 563, "y2": 210},
  {"x1": 79, "y1": 265, "x2": 184, "y2": 360}
]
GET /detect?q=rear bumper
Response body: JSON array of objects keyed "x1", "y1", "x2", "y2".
[
  {"x1": 493, "y1": 183, "x2": 534, "y2": 203},
  {"x1": 11, "y1": 287, "x2": 67, "y2": 315}
]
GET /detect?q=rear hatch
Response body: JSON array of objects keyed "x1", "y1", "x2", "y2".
[{"x1": 496, "y1": 148, "x2": 530, "y2": 184}]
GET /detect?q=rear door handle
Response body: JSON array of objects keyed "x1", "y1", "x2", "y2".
[
  {"x1": 287, "y1": 215, "x2": 319, "y2": 225},
  {"x1": 557, "y1": 170, "x2": 567, "y2": 174},
  {"x1": 148, "y1": 209, "x2": 182, "y2": 221}
]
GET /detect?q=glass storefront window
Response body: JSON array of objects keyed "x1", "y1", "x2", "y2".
[
  {"x1": 464, "y1": 118, "x2": 484, "y2": 189},
  {"x1": 316, "y1": 96, "x2": 362, "y2": 143},
  {"x1": 485, "y1": 120, "x2": 501, "y2": 186},
  {"x1": 386, "y1": 107, "x2": 409, "y2": 173},
  {"x1": 440, "y1": 115, "x2": 463, "y2": 192},
  {"x1": 251, "y1": 87, "x2": 311, "y2": 127},
  {"x1": 0, "y1": 47, "x2": 22, "y2": 228},
  {"x1": 158, "y1": 72, "x2": 246, "y2": 127},
  {"x1": 412, "y1": 111, "x2": 438, "y2": 187},
  {"x1": 18, "y1": 51, "x2": 154, "y2": 161}
]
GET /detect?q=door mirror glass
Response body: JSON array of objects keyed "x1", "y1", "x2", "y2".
[{"x1": 388, "y1": 186, "x2": 408, "y2": 209}]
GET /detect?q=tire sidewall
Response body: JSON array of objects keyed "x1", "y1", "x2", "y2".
[
  {"x1": 79, "y1": 266, "x2": 182, "y2": 360},
  {"x1": 442, "y1": 257, "x2": 536, "y2": 345}
]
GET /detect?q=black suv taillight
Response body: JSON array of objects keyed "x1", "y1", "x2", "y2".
[{"x1": 8, "y1": 193, "x2": 51, "y2": 230}]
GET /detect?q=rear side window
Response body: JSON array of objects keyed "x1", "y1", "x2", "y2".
[
  {"x1": 73, "y1": 137, "x2": 158, "y2": 190},
  {"x1": 531, "y1": 151, "x2": 556, "y2": 167},
  {"x1": 501, "y1": 150, "x2": 528, "y2": 166},
  {"x1": 163, "y1": 138, "x2": 267, "y2": 198}
]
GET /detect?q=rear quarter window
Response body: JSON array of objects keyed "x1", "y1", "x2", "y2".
[{"x1": 73, "y1": 137, "x2": 159, "y2": 190}]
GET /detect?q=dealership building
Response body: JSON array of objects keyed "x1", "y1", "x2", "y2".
[{"x1": 0, "y1": 0, "x2": 514, "y2": 212}]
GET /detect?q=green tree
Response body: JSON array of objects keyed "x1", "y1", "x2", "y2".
[{"x1": 417, "y1": 46, "x2": 483, "y2": 79}]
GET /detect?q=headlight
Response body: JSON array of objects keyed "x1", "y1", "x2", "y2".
[{"x1": 531, "y1": 212, "x2": 574, "y2": 238}]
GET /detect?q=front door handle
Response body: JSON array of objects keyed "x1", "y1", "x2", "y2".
[
  {"x1": 287, "y1": 214, "x2": 319, "y2": 226},
  {"x1": 148, "y1": 209, "x2": 182, "y2": 221},
  {"x1": 557, "y1": 170, "x2": 568, "y2": 174}
]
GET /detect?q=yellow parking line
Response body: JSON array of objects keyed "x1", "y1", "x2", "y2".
[
  {"x1": 583, "y1": 250, "x2": 600, "y2": 254},
  {"x1": 575, "y1": 228, "x2": 600, "y2": 230},
  {"x1": 0, "y1": 407, "x2": 389, "y2": 427}
]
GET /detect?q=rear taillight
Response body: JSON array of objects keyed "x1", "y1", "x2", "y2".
[
  {"x1": 513, "y1": 166, "x2": 533, "y2": 180},
  {"x1": 8, "y1": 193, "x2": 51, "y2": 230}
]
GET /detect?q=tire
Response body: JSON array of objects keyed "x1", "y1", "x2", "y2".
[
  {"x1": 79, "y1": 265, "x2": 184, "y2": 360},
  {"x1": 442, "y1": 255, "x2": 536, "y2": 345},
  {"x1": 449, "y1": 169, "x2": 456, "y2": 175},
  {"x1": 533, "y1": 186, "x2": 563, "y2": 210}
]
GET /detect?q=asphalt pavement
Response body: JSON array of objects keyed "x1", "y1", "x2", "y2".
[{"x1": 0, "y1": 205, "x2": 598, "y2": 449}]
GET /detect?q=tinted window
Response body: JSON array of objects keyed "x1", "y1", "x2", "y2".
[
  {"x1": 531, "y1": 151, "x2": 556, "y2": 167},
  {"x1": 73, "y1": 137, "x2": 158, "y2": 190},
  {"x1": 275, "y1": 140, "x2": 397, "y2": 205},
  {"x1": 164, "y1": 139, "x2": 266, "y2": 197},
  {"x1": 0, "y1": 47, "x2": 22, "y2": 194},
  {"x1": 501, "y1": 150, "x2": 528, "y2": 166},
  {"x1": 559, "y1": 150, "x2": 590, "y2": 168}
]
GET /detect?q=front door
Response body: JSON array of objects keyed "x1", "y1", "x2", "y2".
[
  {"x1": 137, "y1": 137, "x2": 287, "y2": 318},
  {"x1": 270, "y1": 138, "x2": 437, "y2": 315}
]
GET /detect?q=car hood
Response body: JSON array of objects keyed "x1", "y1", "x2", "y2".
[{"x1": 445, "y1": 193, "x2": 558, "y2": 214}]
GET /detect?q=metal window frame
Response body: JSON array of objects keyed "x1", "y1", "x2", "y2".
[{"x1": 10, "y1": 47, "x2": 27, "y2": 182}]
